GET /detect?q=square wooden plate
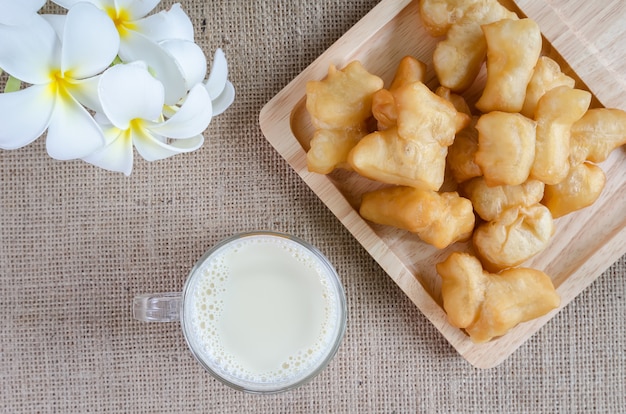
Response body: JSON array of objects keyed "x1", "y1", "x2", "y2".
[{"x1": 259, "y1": 0, "x2": 626, "y2": 368}]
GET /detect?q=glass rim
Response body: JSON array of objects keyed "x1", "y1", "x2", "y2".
[{"x1": 180, "y1": 230, "x2": 347, "y2": 394}]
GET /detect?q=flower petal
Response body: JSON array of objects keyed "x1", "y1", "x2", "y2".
[
  {"x1": 82, "y1": 127, "x2": 134, "y2": 176},
  {"x1": 41, "y1": 13, "x2": 66, "y2": 38},
  {"x1": 51, "y1": 0, "x2": 104, "y2": 9},
  {"x1": 167, "y1": 135, "x2": 205, "y2": 151},
  {"x1": 118, "y1": 32, "x2": 187, "y2": 105},
  {"x1": 159, "y1": 39, "x2": 207, "y2": 90},
  {"x1": 46, "y1": 94, "x2": 105, "y2": 159},
  {"x1": 98, "y1": 62, "x2": 164, "y2": 129},
  {"x1": 148, "y1": 84, "x2": 212, "y2": 139},
  {"x1": 212, "y1": 81, "x2": 235, "y2": 116},
  {"x1": 114, "y1": 0, "x2": 161, "y2": 20},
  {"x1": 132, "y1": 3, "x2": 194, "y2": 43},
  {"x1": 69, "y1": 75, "x2": 104, "y2": 113},
  {"x1": 62, "y1": 2, "x2": 120, "y2": 78},
  {"x1": 0, "y1": 0, "x2": 46, "y2": 25},
  {"x1": 133, "y1": 128, "x2": 203, "y2": 161},
  {"x1": 0, "y1": 14, "x2": 59, "y2": 84},
  {"x1": 0, "y1": 85, "x2": 54, "y2": 149},
  {"x1": 205, "y1": 48, "x2": 229, "y2": 99}
]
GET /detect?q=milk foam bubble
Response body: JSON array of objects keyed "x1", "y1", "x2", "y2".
[{"x1": 184, "y1": 234, "x2": 343, "y2": 388}]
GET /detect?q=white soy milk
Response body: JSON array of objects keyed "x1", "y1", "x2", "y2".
[{"x1": 183, "y1": 234, "x2": 343, "y2": 390}]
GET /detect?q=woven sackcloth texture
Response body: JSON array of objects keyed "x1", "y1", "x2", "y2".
[{"x1": 1, "y1": 1, "x2": 625, "y2": 413}]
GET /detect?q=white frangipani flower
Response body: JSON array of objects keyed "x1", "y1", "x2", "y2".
[
  {"x1": 0, "y1": 2, "x2": 120, "y2": 159},
  {"x1": 0, "y1": 0, "x2": 46, "y2": 26},
  {"x1": 0, "y1": 0, "x2": 234, "y2": 175},
  {"x1": 83, "y1": 62, "x2": 212, "y2": 176},
  {"x1": 53, "y1": 0, "x2": 196, "y2": 105}
]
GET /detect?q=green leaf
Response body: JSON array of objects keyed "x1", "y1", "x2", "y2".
[
  {"x1": 111, "y1": 55, "x2": 123, "y2": 66},
  {"x1": 4, "y1": 75, "x2": 21, "y2": 93}
]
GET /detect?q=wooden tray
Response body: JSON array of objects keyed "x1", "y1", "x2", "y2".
[{"x1": 259, "y1": 0, "x2": 626, "y2": 368}]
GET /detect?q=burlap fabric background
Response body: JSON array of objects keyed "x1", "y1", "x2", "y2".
[{"x1": 1, "y1": 1, "x2": 625, "y2": 412}]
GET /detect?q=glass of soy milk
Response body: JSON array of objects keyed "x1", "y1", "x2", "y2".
[{"x1": 133, "y1": 231, "x2": 347, "y2": 394}]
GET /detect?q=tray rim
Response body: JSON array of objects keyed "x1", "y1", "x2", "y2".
[{"x1": 259, "y1": 0, "x2": 626, "y2": 368}]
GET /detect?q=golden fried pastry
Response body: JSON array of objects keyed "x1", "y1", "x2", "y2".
[
  {"x1": 352, "y1": 81, "x2": 471, "y2": 190},
  {"x1": 372, "y1": 57, "x2": 428, "y2": 131},
  {"x1": 461, "y1": 177, "x2": 545, "y2": 221},
  {"x1": 360, "y1": 186, "x2": 475, "y2": 249},
  {"x1": 305, "y1": 61, "x2": 383, "y2": 130},
  {"x1": 432, "y1": 1, "x2": 518, "y2": 92},
  {"x1": 542, "y1": 162, "x2": 606, "y2": 218},
  {"x1": 530, "y1": 86, "x2": 591, "y2": 185},
  {"x1": 436, "y1": 252, "x2": 560, "y2": 343},
  {"x1": 389, "y1": 56, "x2": 427, "y2": 91},
  {"x1": 446, "y1": 118, "x2": 482, "y2": 184},
  {"x1": 348, "y1": 128, "x2": 448, "y2": 191},
  {"x1": 569, "y1": 108, "x2": 626, "y2": 165},
  {"x1": 394, "y1": 81, "x2": 471, "y2": 145},
  {"x1": 418, "y1": 0, "x2": 486, "y2": 37},
  {"x1": 371, "y1": 89, "x2": 397, "y2": 131},
  {"x1": 351, "y1": 82, "x2": 470, "y2": 190},
  {"x1": 475, "y1": 18, "x2": 542, "y2": 113},
  {"x1": 474, "y1": 111, "x2": 536, "y2": 186},
  {"x1": 521, "y1": 56, "x2": 576, "y2": 118},
  {"x1": 306, "y1": 125, "x2": 367, "y2": 174},
  {"x1": 473, "y1": 203, "x2": 555, "y2": 271},
  {"x1": 435, "y1": 86, "x2": 472, "y2": 116}
]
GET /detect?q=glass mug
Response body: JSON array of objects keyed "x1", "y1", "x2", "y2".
[{"x1": 133, "y1": 231, "x2": 347, "y2": 394}]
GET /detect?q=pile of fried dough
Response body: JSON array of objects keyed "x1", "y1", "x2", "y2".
[{"x1": 304, "y1": 0, "x2": 626, "y2": 343}]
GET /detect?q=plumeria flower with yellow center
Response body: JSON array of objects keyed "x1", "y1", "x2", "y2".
[
  {"x1": 53, "y1": 0, "x2": 196, "y2": 105},
  {"x1": 0, "y1": 2, "x2": 120, "y2": 159},
  {"x1": 82, "y1": 62, "x2": 213, "y2": 176},
  {"x1": 0, "y1": 0, "x2": 46, "y2": 26}
]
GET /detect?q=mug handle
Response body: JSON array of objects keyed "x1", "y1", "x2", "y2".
[{"x1": 133, "y1": 293, "x2": 182, "y2": 322}]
